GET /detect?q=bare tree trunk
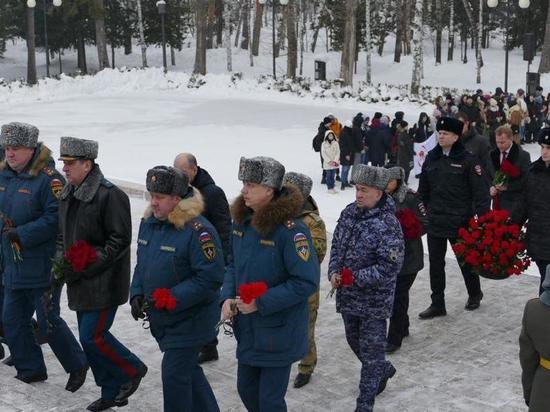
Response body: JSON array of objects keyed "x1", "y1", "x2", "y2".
[
  {"x1": 394, "y1": 0, "x2": 403, "y2": 63},
  {"x1": 340, "y1": 0, "x2": 358, "y2": 86},
  {"x1": 171, "y1": 46, "x2": 176, "y2": 66},
  {"x1": 410, "y1": 0, "x2": 423, "y2": 95},
  {"x1": 299, "y1": 0, "x2": 306, "y2": 75},
  {"x1": 365, "y1": 0, "x2": 372, "y2": 84},
  {"x1": 26, "y1": 6, "x2": 37, "y2": 85},
  {"x1": 136, "y1": 0, "x2": 147, "y2": 67},
  {"x1": 403, "y1": 0, "x2": 412, "y2": 55},
  {"x1": 194, "y1": 0, "x2": 208, "y2": 74},
  {"x1": 224, "y1": 0, "x2": 232, "y2": 71},
  {"x1": 286, "y1": 0, "x2": 297, "y2": 78},
  {"x1": 94, "y1": 0, "x2": 110, "y2": 70},
  {"x1": 252, "y1": 0, "x2": 264, "y2": 56},
  {"x1": 249, "y1": 0, "x2": 254, "y2": 66},
  {"x1": 77, "y1": 35, "x2": 87, "y2": 74},
  {"x1": 240, "y1": 0, "x2": 250, "y2": 49},
  {"x1": 476, "y1": 0, "x2": 482, "y2": 83},
  {"x1": 435, "y1": 0, "x2": 442, "y2": 64},
  {"x1": 538, "y1": 0, "x2": 550, "y2": 73},
  {"x1": 216, "y1": 0, "x2": 224, "y2": 46},
  {"x1": 448, "y1": 0, "x2": 454, "y2": 61},
  {"x1": 206, "y1": 0, "x2": 216, "y2": 49}
]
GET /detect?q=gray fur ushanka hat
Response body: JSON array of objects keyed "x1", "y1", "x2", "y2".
[
  {"x1": 146, "y1": 166, "x2": 189, "y2": 197},
  {"x1": 59, "y1": 136, "x2": 98, "y2": 161},
  {"x1": 0, "y1": 122, "x2": 39, "y2": 148},
  {"x1": 351, "y1": 165, "x2": 390, "y2": 191},
  {"x1": 238, "y1": 156, "x2": 285, "y2": 190},
  {"x1": 283, "y1": 172, "x2": 312, "y2": 199}
]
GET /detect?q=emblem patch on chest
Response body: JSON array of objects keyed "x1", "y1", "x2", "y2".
[
  {"x1": 138, "y1": 239, "x2": 148, "y2": 246},
  {"x1": 199, "y1": 231, "x2": 216, "y2": 262},
  {"x1": 17, "y1": 188, "x2": 31, "y2": 194},
  {"x1": 260, "y1": 239, "x2": 275, "y2": 246},
  {"x1": 294, "y1": 232, "x2": 310, "y2": 262},
  {"x1": 160, "y1": 245, "x2": 175, "y2": 252}
]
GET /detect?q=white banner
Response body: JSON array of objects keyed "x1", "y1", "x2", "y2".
[{"x1": 413, "y1": 131, "x2": 438, "y2": 176}]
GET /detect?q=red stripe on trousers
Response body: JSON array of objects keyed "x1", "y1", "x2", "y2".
[{"x1": 94, "y1": 309, "x2": 138, "y2": 378}]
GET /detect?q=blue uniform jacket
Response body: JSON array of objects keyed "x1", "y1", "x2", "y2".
[
  {"x1": 130, "y1": 189, "x2": 224, "y2": 352},
  {"x1": 220, "y1": 186, "x2": 320, "y2": 367},
  {"x1": 0, "y1": 144, "x2": 63, "y2": 289}
]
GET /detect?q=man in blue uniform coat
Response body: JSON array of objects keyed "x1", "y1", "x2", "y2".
[
  {"x1": 220, "y1": 156, "x2": 320, "y2": 412},
  {"x1": 130, "y1": 166, "x2": 224, "y2": 412},
  {"x1": 0, "y1": 122, "x2": 88, "y2": 389}
]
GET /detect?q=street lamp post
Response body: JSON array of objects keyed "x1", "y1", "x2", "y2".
[
  {"x1": 27, "y1": 0, "x2": 62, "y2": 78},
  {"x1": 156, "y1": 0, "x2": 167, "y2": 73},
  {"x1": 258, "y1": 0, "x2": 289, "y2": 80},
  {"x1": 487, "y1": 0, "x2": 530, "y2": 94}
]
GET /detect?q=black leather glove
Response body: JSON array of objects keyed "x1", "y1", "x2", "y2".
[
  {"x1": 64, "y1": 270, "x2": 81, "y2": 285},
  {"x1": 3, "y1": 227, "x2": 19, "y2": 243},
  {"x1": 131, "y1": 295, "x2": 145, "y2": 321}
]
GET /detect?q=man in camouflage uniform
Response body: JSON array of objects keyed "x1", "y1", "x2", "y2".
[
  {"x1": 283, "y1": 172, "x2": 327, "y2": 389},
  {"x1": 329, "y1": 165, "x2": 404, "y2": 412}
]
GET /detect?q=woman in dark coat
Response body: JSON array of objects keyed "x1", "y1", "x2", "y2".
[
  {"x1": 396, "y1": 121, "x2": 414, "y2": 184},
  {"x1": 411, "y1": 112, "x2": 431, "y2": 143}
]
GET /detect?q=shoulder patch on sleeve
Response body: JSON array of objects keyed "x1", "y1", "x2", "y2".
[
  {"x1": 293, "y1": 232, "x2": 310, "y2": 262},
  {"x1": 51, "y1": 178, "x2": 64, "y2": 199},
  {"x1": 198, "y1": 229, "x2": 217, "y2": 262}
]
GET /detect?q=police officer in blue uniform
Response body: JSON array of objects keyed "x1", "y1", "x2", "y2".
[
  {"x1": 0, "y1": 122, "x2": 88, "y2": 389},
  {"x1": 58, "y1": 136, "x2": 147, "y2": 412},
  {"x1": 130, "y1": 166, "x2": 224, "y2": 412},
  {"x1": 220, "y1": 156, "x2": 319, "y2": 412}
]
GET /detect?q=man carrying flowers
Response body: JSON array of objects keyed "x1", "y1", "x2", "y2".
[
  {"x1": 58, "y1": 136, "x2": 146, "y2": 411},
  {"x1": 130, "y1": 166, "x2": 224, "y2": 412},
  {"x1": 0, "y1": 123, "x2": 87, "y2": 390},
  {"x1": 328, "y1": 165, "x2": 404, "y2": 412},
  {"x1": 487, "y1": 125, "x2": 531, "y2": 212},
  {"x1": 220, "y1": 156, "x2": 319, "y2": 412},
  {"x1": 418, "y1": 117, "x2": 491, "y2": 319}
]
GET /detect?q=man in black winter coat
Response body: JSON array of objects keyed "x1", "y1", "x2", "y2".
[
  {"x1": 174, "y1": 153, "x2": 231, "y2": 365},
  {"x1": 418, "y1": 117, "x2": 490, "y2": 320},
  {"x1": 455, "y1": 111, "x2": 491, "y2": 173}
]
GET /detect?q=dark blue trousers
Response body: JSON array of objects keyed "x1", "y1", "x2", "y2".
[
  {"x1": 162, "y1": 347, "x2": 219, "y2": 412},
  {"x1": 2, "y1": 286, "x2": 87, "y2": 378},
  {"x1": 237, "y1": 363, "x2": 292, "y2": 412},
  {"x1": 77, "y1": 307, "x2": 143, "y2": 400}
]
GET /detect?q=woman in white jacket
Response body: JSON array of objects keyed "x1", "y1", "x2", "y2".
[{"x1": 321, "y1": 130, "x2": 340, "y2": 193}]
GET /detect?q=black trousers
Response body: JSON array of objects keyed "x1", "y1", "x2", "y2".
[
  {"x1": 388, "y1": 272, "x2": 418, "y2": 346},
  {"x1": 427, "y1": 235, "x2": 482, "y2": 308},
  {"x1": 536, "y1": 260, "x2": 549, "y2": 296}
]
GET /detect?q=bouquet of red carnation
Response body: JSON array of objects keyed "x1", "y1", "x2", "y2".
[
  {"x1": 215, "y1": 281, "x2": 269, "y2": 331},
  {"x1": 327, "y1": 267, "x2": 353, "y2": 298},
  {"x1": 42, "y1": 240, "x2": 97, "y2": 331},
  {"x1": 492, "y1": 160, "x2": 520, "y2": 210},
  {"x1": 452, "y1": 210, "x2": 530, "y2": 280},
  {"x1": 141, "y1": 288, "x2": 178, "y2": 329},
  {"x1": 395, "y1": 208, "x2": 423, "y2": 240}
]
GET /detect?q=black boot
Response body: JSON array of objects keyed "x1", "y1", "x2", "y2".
[
  {"x1": 465, "y1": 292, "x2": 483, "y2": 311},
  {"x1": 385, "y1": 342, "x2": 401, "y2": 354},
  {"x1": 293, "y1": 373, "x2": 312, "y2": 388},
  {"x1": 87, "y1": 398, "x2": 128, "y2": 412},
  {"x1": 15, "y1": 372, "x2": 48, "y2": 384},
  {"x1": 377, "y1": 364, "x2": 396, "y2": 395},
  {"x1": 3, "y1": 355, "x2": 14, "y2": 366},
  {"x1": 65, "y1": 366, "x2": 89, "y2": 392},
  {"x1": 340, "y1": 183, "x2": 346, "y2": 191},
  {"x1": 114, "y1": 364, "x2": 148, "y2": 403},
  {"x1": 418, "y1": 305, "x2": 447, "y2": 319},
  {"x1": 0, "y1": 344, "x2": 4, "y2": 360}
]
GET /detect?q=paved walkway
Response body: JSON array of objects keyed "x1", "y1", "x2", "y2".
[{"x1": 0, "y1": 198, "x2": 536, "y2": 411}]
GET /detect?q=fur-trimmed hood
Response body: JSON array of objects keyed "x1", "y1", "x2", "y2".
[
  {"x1": 231, "y1": 185, "x2": 304, "y2": 236},
  {"x1": 144, "y1": 187, "x2": 205, "y2": 230},
  {"x1": 60, "y1": 164, "x2": 104, "y2": 203},
  {"x1": 0, "y1": 143, "x2": 52, "y2": 177}
]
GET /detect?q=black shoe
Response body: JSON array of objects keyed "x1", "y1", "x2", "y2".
[
  {"x1": 293, "y1": 373, "x2": 311, "y2": 388},
  {"x1": 65, "y1": 366, "x2": 88, "y2": 392},
  {"x1": 377, "y1": 364, "x2": 396, "y2": 395},
  {"x1": 340, "y1": 183, "x2": 346, "y2": 191},
  {"x1": 0, "y1": 344, "x2": 4, "y2": 360},
  {"x1": 418, "y1": 305, "x2": 447, "y2": 319},
  {"x1": 336, "y1": 175, "x2": 341, "y2": 182},
  {"x1": 15, "y1": 372, "x2": 48, "y2": 384},
  {"x1": 114, "y1": 364, "x2": 147, "y2": 403},
  {"x1": 385, "y1": 343, "x2": 401, "y2": 354},
  {"x1": 198, "y1": 347, "x2": 219, "y2": 364},
  {"x1": 87, "y1": 398, "x2": 128, "y2": 412},
  {"x1": 465, "y1": 292, "x2": 483, "y2": 311},
  {"x1": 3, "y1": 355, "x2": 14, "y2": 366}
]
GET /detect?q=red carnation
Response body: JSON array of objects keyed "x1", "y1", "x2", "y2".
[
  {"x1": 150, "y1": 288, "x2": 178, "y2": 311},
  {"x1": 239, "y1": 282, "x2": 269, "y2": 304},
  {"x1": 396, "y1": 208, "x2": 423, "y2": 240},
  {"x1": 499, "y1": 160, "x2": 520, "y2": 178},
  {"x1": 64, "y1": 240, "x2": 97, "y2": 272},
  {"x1": 341, "y1": 267, "x2": 354, "y2": 286}
]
